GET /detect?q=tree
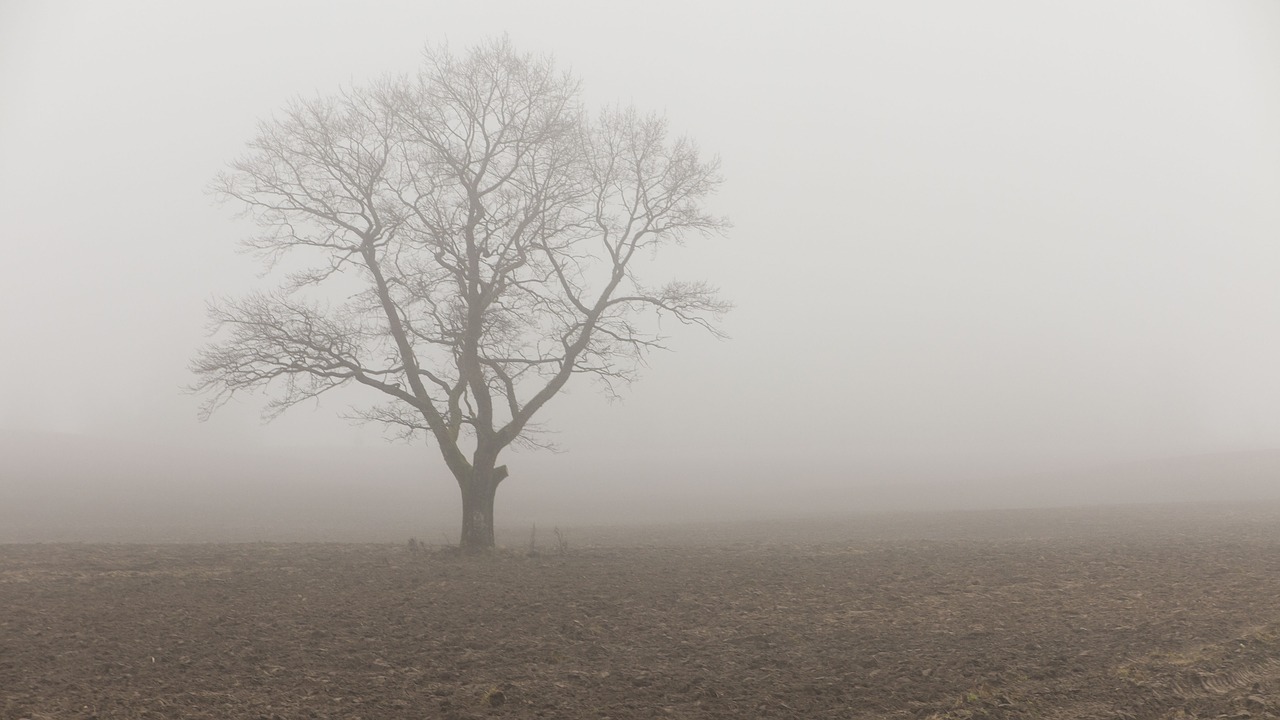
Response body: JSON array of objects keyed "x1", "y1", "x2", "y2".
[{"x1": 191, "y1": 40, "x2": 730, "y2": 551}]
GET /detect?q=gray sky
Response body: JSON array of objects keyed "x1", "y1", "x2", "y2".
[{"x1": 3, "y1": 1, "x2": 1280, "y2": 522}]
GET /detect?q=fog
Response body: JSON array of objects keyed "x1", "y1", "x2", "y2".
[{"x1": 3, "y1": 1, "x2": 1280, "y2": 542}]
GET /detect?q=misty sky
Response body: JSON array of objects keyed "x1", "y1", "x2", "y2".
[{"x1": 3, "y1": 1, "x2": 1280, "y2": 489}]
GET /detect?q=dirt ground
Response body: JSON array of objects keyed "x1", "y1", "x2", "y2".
[{"x1": 4, "y1": 504, "x2": 1280, "y2": 719}]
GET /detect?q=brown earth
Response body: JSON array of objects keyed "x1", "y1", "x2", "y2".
[{"x1": 4, "y1": 504, "x2": 1280, "y2": 719}]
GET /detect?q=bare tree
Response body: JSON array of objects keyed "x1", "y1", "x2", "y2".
[{"x1": 191, "y1": 39, "x2": 730, "y2": 551}]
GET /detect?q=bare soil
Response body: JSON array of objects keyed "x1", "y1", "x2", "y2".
[{"x1": 4, "y1": 504, "x2": 1280, "y2": 719}]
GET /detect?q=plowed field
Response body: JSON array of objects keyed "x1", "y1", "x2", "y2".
[{"x1": 4, "y1": 505, "x2": 1280, "y2": 719}]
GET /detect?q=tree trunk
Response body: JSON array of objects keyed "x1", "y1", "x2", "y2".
[{"x1": 459, "y1": 475, "x2": 498, "y2": 552}]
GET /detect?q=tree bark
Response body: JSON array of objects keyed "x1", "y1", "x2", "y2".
[{"x1": 458, "y1": 468, "x2": 504, "y2": 552}]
